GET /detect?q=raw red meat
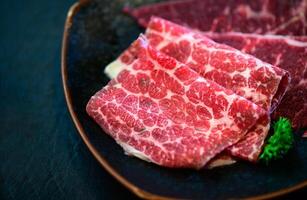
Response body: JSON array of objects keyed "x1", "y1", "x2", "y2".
[
  {"x1": 207, "y1": 32, "x2": 307, "y2": 129},
  {"x1": 143, "y1": 17, "x2": 290, "y2": 161},
  {"x1": 124, "y1": 0, "x2": 307, "y2": 36},
  {"x1": 145, "y1": 18, "x2": 290, "y2": 112},
  {"x1": 87, "y1": 35, "x2": 265, "y2": 168}
]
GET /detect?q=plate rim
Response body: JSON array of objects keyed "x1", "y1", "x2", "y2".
[{"x1": 61, "y1": 0, "x2": 307, "y2": 199}]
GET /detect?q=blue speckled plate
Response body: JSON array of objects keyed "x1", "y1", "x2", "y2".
[{"x1": 61, "y1": 0, "x2": 307, "y2": 199}]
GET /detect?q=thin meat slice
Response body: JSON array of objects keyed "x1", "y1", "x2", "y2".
[
  {"x1": 145, "y1": 17, "x2": 290, "y2": 112},
  {"x1": 206, "y1": 154, "x2": 237, "y2": 169},
  {"x1": 88, "y1": 35, "x2": 265, "y2": 169},
  {"x1": 143, "y1": 17, "x2": 290, "y2": 161},
  {"x1": 124, "y1": 0, "x2": 307, "y2": 36},
  {"x1": 206, "y1": 32, "x2": 307, "y2": 130}
]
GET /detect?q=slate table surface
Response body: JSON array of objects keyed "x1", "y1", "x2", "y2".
[{"x1": 0, "y1": 0, "x2": 306, "y2": 199}]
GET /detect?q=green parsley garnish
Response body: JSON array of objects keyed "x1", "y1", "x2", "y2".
[{"x1": 259, "y1": 117, "x2": 293, "y2": 164}]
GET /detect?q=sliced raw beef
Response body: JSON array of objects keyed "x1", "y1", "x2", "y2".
[
  {"x1": 141, "y1": 17, "x2": 290, "y2": 161},
  {"x1": 207, "y1": 32, "x2": 307, "y2": 129},
  {"x1": 145, "y1": 17, "x2": 290, "y2": 112},
  {"x1": 88, "y1": 35, "x2": 265, "y2": 168},
  {"x1": 124, "y1": 0, "x2": 307, "y2": 36}
]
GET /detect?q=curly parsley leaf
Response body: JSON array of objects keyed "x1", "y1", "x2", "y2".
[{"x1": 259, "y1": 117, "x2": 293, "y2": 164}]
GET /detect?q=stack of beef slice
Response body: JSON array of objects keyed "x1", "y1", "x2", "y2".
[{"x1": 86, "y1": 0, "x2": 307, "y2": 169}]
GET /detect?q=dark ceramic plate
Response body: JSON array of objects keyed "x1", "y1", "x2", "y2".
[{"x1": 61, "y1": 0, "x2": 307, "y2": 199}]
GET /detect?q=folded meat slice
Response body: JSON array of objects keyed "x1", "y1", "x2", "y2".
[
  {"x1": 142, "y1": 17, "x2": 290, "y2": 161},
  {"x1": 205, "y1": 32, "x2": 307, "y2": 130},
  {"x1": 124, "y1": 0, "x2": 307, "y2": 36},
  {"x1": 145, "y1": 17, "x2": 290, "y2": 111},
  {"x1": 88, "y1": 35, "x2": 265, "y2": 169}
]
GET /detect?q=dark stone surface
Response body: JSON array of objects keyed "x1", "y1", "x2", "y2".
[{"x1": 0, "y1": 0, "x2": 306, "y2": 199}]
